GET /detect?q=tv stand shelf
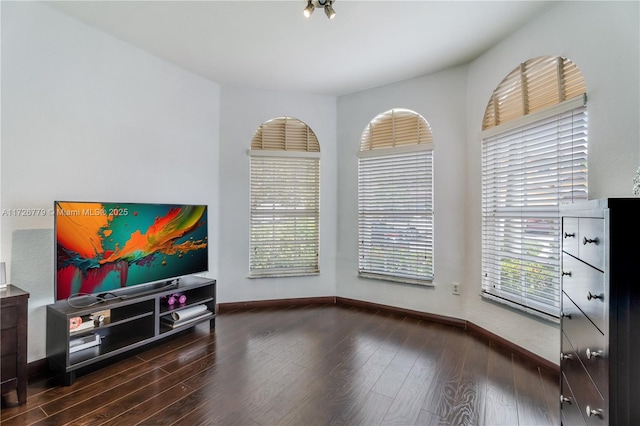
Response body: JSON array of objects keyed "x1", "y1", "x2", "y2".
[{"x1": 46, "y1": 276, "x2": 215, "y2": 385}]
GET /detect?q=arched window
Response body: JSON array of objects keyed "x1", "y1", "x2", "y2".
[
  {"x1": 480, "y1": 56, "x2": 588, "y2": 320},
  {"x1": 358, "y1": 108, "x2": 434, "y2": 285},
  {"x1": 249, "y1": 117, "x2": 320, "y2": 277},
  {"x1": 482, "y1": 55, "x2": 586, "y2": 130}
]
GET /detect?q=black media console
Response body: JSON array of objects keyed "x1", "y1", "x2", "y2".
[{"x1": 46, "y1": 276, "x2": 216, "y2": 385}]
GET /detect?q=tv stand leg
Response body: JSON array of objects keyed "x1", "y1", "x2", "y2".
[
  {"x1": 62, "y1": 371, "x2": 76, "y2": 386},
  {"x1": 209, "y1": 318, "x2": 215, "y2": 329}
]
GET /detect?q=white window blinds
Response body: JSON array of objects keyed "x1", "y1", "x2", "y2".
[
  {"x1": 481, "y1": 97, "x2": 588, "y2": 319},
  {"x1": 358, "y1": 109, "x2": 434, "y2": 285},
  {"x1": 249, "y1": 117, "x2": 320, "y2": 278}
]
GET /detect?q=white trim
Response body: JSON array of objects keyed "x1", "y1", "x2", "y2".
[
  {"x1": 357, "y1": 142, "x2": 434, "y2": 158},
  {"x1": 480, "y1": 291, "x2": 559, "y2": 324},
  {"x1": 248, "y1": 272, "x2": 320, "y2": 279},
  {"x1": 248, "y1": 149, "x2": 321, "y2": 159},
  {"x1": 359, "y1": 272, "x2": 434, "y2": 287}
]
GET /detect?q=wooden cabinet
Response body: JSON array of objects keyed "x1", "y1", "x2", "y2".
[
  {"x1": 560, "y1": 199, "x2": 640, "y2": 425},
  {"x1": 46, "y1": 276, "x2": 215, "y2": 385},
  {"x1": 1, "y1": 285, "x2": 30, "y2": 405}
]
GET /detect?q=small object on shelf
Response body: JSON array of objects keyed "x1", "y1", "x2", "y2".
[
  {"x1": 69, "y1": 316, "x2": 95, "y2": 334},
  {"x1": 161, "y1": 304, "x2": 212, "y2": 329},
  {"x1": 91, "y1": 309, "x2": 111, "y2": 324},
  {"x1": 69, "y1": 316, "x2": 82, "y2": 329},
  {"x1": 161, "y1": 309, "x2": 213, "y2": 329},
  {"x1": 170, "y1": 304, "x2": 208, "y2": 322},
  {"x1": 69, "y1": 333, "x2": 101, "y2": 353},
  {"x1": 164, "y1": 293, "x2": 187, "y2": 306}
]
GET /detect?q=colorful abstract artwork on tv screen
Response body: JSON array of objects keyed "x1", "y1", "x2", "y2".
[{"x1": 55, "y1": 201, "x2": 208, "y2": 300}]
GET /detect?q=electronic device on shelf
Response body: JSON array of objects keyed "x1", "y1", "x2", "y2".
[{"x1": 54, "y1": 201, "x2": 209, "y2": 302}]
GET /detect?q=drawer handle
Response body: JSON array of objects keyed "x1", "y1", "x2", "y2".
[
  {"x1": 564, "y1": 232, "x2": 575, "y2": 239},
  {"x1": 586, "y1": 348, "x2": 602, "y2": 359},
  {"x1": 586, "y1": 406, "x2": 603, "y2": 418},
  {"x1": 560, "y1": 352, "x2": 573, "y2": 360},
  {"x1": 560, "y1": 395, "x2": 572, "y2": 404},
  {"x1": 562, "y1": 271, "x2": 572, "y2": 277},
  {"x1": 587, "y1": 291, "x2": 603, "y2": 301},
  {"x1": 583, "y1": 236, "x2": 599, "y2": 245},
  {"x1": 561, "y1": 312, "x2": 572, "y2": 320}
]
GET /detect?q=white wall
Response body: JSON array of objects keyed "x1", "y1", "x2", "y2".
[
  {"x1": 463, "y1": 0, "x2": 639, "y2": 364},
  {"x1": 336, "y1": 66, "x2": 468, "y2": 318},
  {"x1": 1, "y1": 2, "x2": 221, "y2": 362},
  {"x1": 218, "y1": 86, "x2": 337, "y2": 303}
]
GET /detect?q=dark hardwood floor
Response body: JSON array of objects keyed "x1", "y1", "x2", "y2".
[{"x1": 1, "y1": 304, "x2": 560, "y2": 425}]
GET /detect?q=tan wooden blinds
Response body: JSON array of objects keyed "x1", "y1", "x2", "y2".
[
  {"x1": 251, "y1": 116, "x2": 320, "y2": 152},
  {"x1": 482, "y1": 56, "x2": 586, "y2": 130},
  {"x1": 360, "y1": 108, "x2": 433, "y2": 151}
]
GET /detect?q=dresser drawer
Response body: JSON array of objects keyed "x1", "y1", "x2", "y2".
[
  {"x1": 578, "y1": 218, "x2": 605, "y2": 271},
  {"x1": 562, "y1": 332, "x2": 608, "y2": 425},
  {"x1": 562, "y1": 253, "x2": 607, "y2": 333},
  {"x1": 562, "y1": 293, "x2": 608, "y2": 396},
  {"x1": 562, "y1": 371, "x2": 587, "y2": 425},
  {"x1": 0, "y1": 305, "x2": 18, "y2": 330},
  {"x1": 563, "y1": 217, "x2": 580, "y2": 258}
]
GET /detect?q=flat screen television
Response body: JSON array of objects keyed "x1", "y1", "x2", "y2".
[{"x1": 54, "y1": 201, "x2": 208, "y2": 301}]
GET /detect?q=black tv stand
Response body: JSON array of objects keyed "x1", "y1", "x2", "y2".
[{"x1": 46, "y1": 276, "x2": 215, "y2": 385}]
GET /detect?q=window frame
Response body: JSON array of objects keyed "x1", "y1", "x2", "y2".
[
  {"x1": 357, "y1": 109, "x2": 435, "y2": 286},
  {"x1": 248, "y1": 117, "x2": 320, "y2": 278},
  {"x1": 480, "y1": 95, "x2": 588, "y2": 320}
]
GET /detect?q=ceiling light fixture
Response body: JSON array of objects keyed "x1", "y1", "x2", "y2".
[
  {"x1": 303, "y1": 0, "x2": 336, "y2": 20},
  {"x1": 303, "y1": 0, "x2": 315, "y2": 18},
  {"x1": 324, "y1": 1, "x2": 336, "y2": 20}
]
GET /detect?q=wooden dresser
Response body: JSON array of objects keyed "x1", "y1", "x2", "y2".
[
  {"x1": 560, "y1": 198, "x2": 640, "y2": 425},
  {"x1": 1, "y1": 284, "x2": 30, "y2": 405}
]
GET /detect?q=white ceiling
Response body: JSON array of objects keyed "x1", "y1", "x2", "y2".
[{"x1": 47, "y1": 0, "x2": 552, "y2": 96}]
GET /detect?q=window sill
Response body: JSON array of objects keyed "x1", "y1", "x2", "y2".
[
  {"x1": 480, "y1": 291, "x2": 560, "y2": 324},
  {"x1": 248, "y1": 272, "x2": 320, "y2": 279},
  {"x1": 358, "y1": 272, "x2": 434, "y2": 287}
]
